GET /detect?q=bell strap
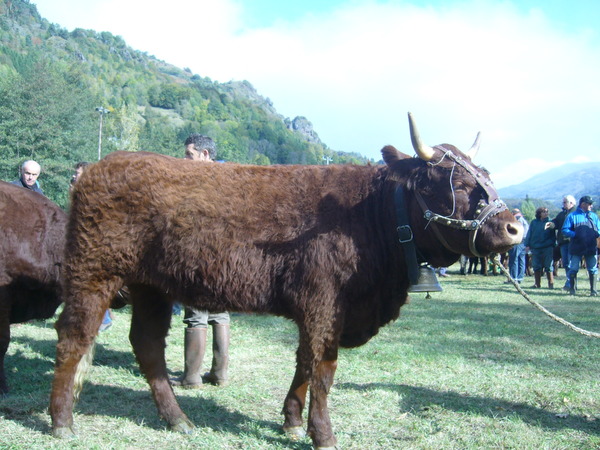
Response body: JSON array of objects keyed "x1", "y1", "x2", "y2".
[{"x1": 394, "y1": 186, "x2": 420, "y2": 285}]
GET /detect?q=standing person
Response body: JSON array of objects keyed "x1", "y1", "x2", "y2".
[
  {"x1": 70, "y1": 161, "x2": 113, "y2": 330},
  {"x1": 507, "y1": 209, "x2": 529, "y2": 283},
  {"x1": 524, "y1": 207, "x2": 556, "y2": 288},
  {"x1": 548, "y1": 195, "x2": 577, "y2": 290},
  {"x1": 171, "y1": 134, "x2": 230, "y2": 388},
  {"x1": 459, "y1": 255, "x2": 468, "y2": 275},
  {"x1": 562, "y1": 196, "x2": 600, "y2": 296},
  {"x1": 11, "y1": 160, "x2": 44, "y2": 195},
  {"x1": 69, "y1": 161, "x2": 89, "y2": 193}
]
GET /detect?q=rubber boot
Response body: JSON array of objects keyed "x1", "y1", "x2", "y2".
[
  {"x1": 546, "y1": 271, "x2": 554, "y2": 289},
  {"x1": 532, "y1": 270, "x2": 542, "y2": 288},
  {"x1": 568, "y1": 274, "x2": 577, "y2": 296},
  {"x1": 590, "y1": 273, "x2": 598, "y2": 297},
  {"x1": 171, "y1": 327, "x2": 207, "y2": 389},
  {"x1": 203, "y1": 323, "x2": 229, "y2": 386}
]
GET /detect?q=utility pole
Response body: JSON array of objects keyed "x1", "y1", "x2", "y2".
[
  {"x1": 95, "y1": 107, "x2": 110, "y2": 161},
  {"x1": 322, "y1": 155, "x2": 333, "y2": 165}
]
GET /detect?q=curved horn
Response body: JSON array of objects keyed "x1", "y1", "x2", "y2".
[
  {"x1": 408, "y1": 112, "x2": 435, "y2": 161},
  {"x1": 466, "y1": 132, "x2": 481, "y2": 160}
]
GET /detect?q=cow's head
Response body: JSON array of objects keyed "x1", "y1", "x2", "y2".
[{"x1": 382, "y1": 113, "x2": 523, "y2": 267}]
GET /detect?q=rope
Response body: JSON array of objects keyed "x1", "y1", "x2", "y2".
[{"x1": 491, "y1": 256, "x2": 600, "y2": 338}]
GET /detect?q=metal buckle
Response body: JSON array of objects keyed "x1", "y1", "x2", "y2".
[{"x1": 397, "y1": 225, "x2": 414, "y2": 243}]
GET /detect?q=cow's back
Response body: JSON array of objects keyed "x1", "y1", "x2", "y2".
[{"x1": 69, "y1": 151, "x2": 393, "y2": 316}]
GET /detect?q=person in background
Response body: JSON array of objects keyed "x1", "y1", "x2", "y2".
[
  {"x1": 438, "y1": 267, "x2": 450, "y2": 278},
  {"x1": 547, "y1": 195, "x2": 577, "y2": 291},
  {"x1": 171, "y1": 134, "x2": 230, "y2": 388},
  {"x1": 562, "y1": 195, "x2": 600, "y2": 296},
  {"x1": 524, "y1": 207, "x2": 556, "y2": 288},
  {"x1": 467, "y1": 257, "x2": 484, "y2": 275},
  {"x1": 459, "y1": 255, "x2": 468, "y2": 275},
  {"x1": 506, "y1": 209, "x2": 529, "y2": 283},
  {"x1": 11, "y1": 160, "x2": 44, "y2": 195},
  {"x1": 69, "y1": 161, "x2": 89, "y2": 193}
]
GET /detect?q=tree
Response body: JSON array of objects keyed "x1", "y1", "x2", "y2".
[{"x1": 520, "y1": 195, "x2": 536, "y2": 222}]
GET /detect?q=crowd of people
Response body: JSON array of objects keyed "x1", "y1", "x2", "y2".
[{"x1": 457, "y1": 196, "x2": 599, "y2": 297}]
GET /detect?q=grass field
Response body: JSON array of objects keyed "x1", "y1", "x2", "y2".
[{"x1": 1, "y1": 263, "x2": 598, "y2": 449}]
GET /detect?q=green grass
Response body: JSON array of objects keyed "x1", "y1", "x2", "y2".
[{"x1": 1, "y1": 264, "x2": 599, "y2": 449}]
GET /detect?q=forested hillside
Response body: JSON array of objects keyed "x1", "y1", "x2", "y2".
[{"x1": 0, "y1": 0, "x2": 371, "y2": 208}]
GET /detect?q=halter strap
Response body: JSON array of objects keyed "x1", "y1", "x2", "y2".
[{"x1": 415, "y1": 146, "x2": 508, "y2": 257}]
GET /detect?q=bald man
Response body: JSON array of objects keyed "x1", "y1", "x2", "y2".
[{"x1": 11, "y1": 160, "x2": 44, "y2": 196}]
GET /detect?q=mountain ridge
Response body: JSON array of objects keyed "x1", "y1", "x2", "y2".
[{"x1": 498, "y1": 162, "x2": 600, "y2": 207}]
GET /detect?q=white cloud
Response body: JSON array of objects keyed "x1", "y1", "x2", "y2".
[{"x1": 33, "y1": 0, "x2": 600, "y2": 187}]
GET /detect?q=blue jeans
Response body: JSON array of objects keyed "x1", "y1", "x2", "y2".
[
  {"x1": 559, "y1": 243, "x2": 571, "y2": 287},
  {"x1": 508, "y1": 243, "x2": 526, "y2": 282},
  {"x1": 568, "y1": 254, "x2": 598, "y2": 278}
]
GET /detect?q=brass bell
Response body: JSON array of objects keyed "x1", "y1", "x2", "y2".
[{"x1": 408, "y1": 265, "x2": 443, "y2": 298}]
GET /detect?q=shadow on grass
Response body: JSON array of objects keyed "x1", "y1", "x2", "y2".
[
  {"x1": 9, "y1": 334, "x2": 141, "y2": 373},
  {"x1": 3, "y1": 338, "x2": 311, "y2": 448},
  {"x1": 337, "y1": 382, "x2": 600, "y2": 436},
  {"x1": 2, "y1": 381, "x2": 311, "y2": 448}
]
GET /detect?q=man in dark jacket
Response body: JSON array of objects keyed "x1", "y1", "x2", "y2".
[
  {"x1": 10, "y1": 160, "x2": 44, "y2": 196},
  {"x1": 548, "y1": 195, "x2": 577, "y2": 290},
  {"x1": 561, "y1": 195, "x2": 600, "y2": 296}
]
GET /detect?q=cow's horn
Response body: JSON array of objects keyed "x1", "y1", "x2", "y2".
[
  {"x1": 466, "y1": 132, "x2": 482, "y2": 159},
  {"x1": 408, "y1": 112, "x2": 435, "y2": 161}
]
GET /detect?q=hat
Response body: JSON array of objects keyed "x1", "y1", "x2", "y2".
[
  {"x1": 512, "y1": 208, "x2": 521, "y2": 214},
  {"x1": 579, "y1": 195, "x2": 594, "y2": 205}
]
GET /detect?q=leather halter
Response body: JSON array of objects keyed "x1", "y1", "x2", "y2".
[{"x1": 414, "y1": 146, "x2": 508, "y2": 257}]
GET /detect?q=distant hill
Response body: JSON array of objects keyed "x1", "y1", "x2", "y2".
[
  {"x1": 0, "y1": 0, "x2": 371, "y2": 208},
  {"x1": 498, "y1": 162, "x2": 600, "y2": 208}
]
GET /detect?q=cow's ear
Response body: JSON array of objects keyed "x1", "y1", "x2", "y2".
[
  {"x1": 381, "y1": 145, "x2": 411, "y2": 164},
  {"x1": 382, "y1": 145, "x2": 414, "y2": 182}
]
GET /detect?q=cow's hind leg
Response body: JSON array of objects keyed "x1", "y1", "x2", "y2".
[
  {"x1": 129, "y1": 285, "x2": 194, "y2": 433},
  {"x1": 283, "y1": 327, "x2": 339, "y2": 449},
  {"x1": 51, "y1": 281, "x2": 118, "y2": 438}
]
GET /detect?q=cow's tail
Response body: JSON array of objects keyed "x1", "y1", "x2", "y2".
[{"x1": 72, "y1": 338, "x2": 97, "y2": 405}]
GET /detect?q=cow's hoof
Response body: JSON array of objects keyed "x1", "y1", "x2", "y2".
[
  {"x1": 52, "y1": 426, "x2": 76, "y2": 439},
  {"x1": 283, "y1": 425, "x2": 306, "y2": 440},
  {"x1": 170, "y1": 417, "x2": 195, "y2": 434}
]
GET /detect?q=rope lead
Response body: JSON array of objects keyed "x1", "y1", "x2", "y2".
[{"x1": 492, "y1": 256, "x2": 600, "y2": 338}]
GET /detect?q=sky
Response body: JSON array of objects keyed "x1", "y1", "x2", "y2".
[{"x1": 32, "y1": 0, "x2": 600, "y2": 188}]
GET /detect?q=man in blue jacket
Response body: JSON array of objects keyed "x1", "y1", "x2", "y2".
[{"x1": 561, "y1": 196, "x2": 600, "y2": 296}]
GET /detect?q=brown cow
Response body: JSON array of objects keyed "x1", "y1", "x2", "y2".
[
  {"x1": 0, "y1": 181, "x2": 67, "y2": 394},
  {"x1": 50, "y1": 114, "x2": 523, "y2": 448}
]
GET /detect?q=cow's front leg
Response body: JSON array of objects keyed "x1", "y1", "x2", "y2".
[
  {"x1": 284, "y1": 322, "x2": 339, "y2": 449},
  {"x1": 51, "y1": 284, "x2": 112, "y2": 438},
  {"x1": 282, "y1": 361, "x2": 309, "y2": 440},
  {"x1": 307, "y1": 353, "x2": 338, "y2": 449},
  {"x1": 129, "y1": 286, "x2": 194, "y2": 433}
]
